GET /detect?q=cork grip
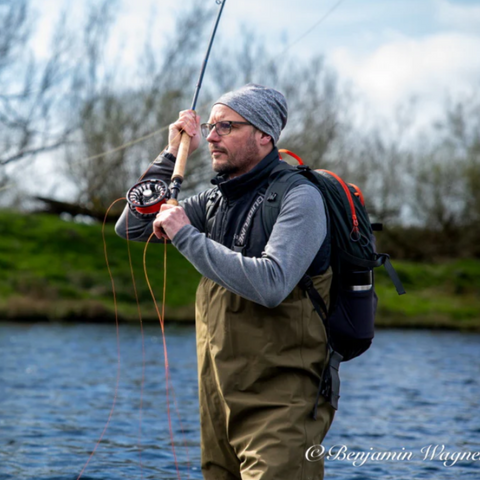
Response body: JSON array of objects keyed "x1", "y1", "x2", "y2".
[
  {"x1": 172, "y1": 132, "x2": 191, "y2": 182},
  {"x1": 167, "y1": 131, "x2": 191, "y2": 206}
]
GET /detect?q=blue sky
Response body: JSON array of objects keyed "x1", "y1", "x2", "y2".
[{"x1": 32, "y1": 0, "x2": 480, "y2": 127}]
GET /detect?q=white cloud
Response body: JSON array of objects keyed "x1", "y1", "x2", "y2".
[{"x1": 330, "y1": 32, "x2": 480, "y2": 122}]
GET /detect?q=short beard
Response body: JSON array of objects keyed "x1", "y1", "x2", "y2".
[
  {"x1": 212, "y1": 131, "x2": 260, "y2": 177},
  {"x1": 214, "y1": 163, "x2": 240, "y2": 177}
]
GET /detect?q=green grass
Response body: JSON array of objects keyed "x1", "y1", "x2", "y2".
[
  {"x1": 0, "y1": 210, "x2": 201, "y2": 321},
  {"x1": 374, "y1": 259, "x2": 480, "y2": 329},
  {"x1": 0, "y1": 210, "x2": 479, "y2": 328}
]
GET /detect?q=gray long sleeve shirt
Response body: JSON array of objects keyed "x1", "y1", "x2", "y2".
[
  {"x1": 116, "y1": 158, "x2": 327, "y2": 308},
  {"x1": 171, "y1": 184, "x2": 326, "y2": 307}
]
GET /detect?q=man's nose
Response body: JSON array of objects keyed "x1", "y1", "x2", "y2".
[{"x1": 207, "y1": 127, "x2": 221, "y2": 143}]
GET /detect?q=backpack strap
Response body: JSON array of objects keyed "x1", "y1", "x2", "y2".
[
  {"x1": 299, "y1": 274, "x2": 328, "y2": 323},
  {"x1": 263, "y1": 162, "x2": 343, "y2": 413},
  {"x1": 376, "y1": 254, "x2": 406, "y2": 295},
  {"x1": 299, "y1": 273, "x2": 342, "y2": 413},
  {"x1": 262, "y1": 163, "x2": 310, "y2": 237},
  {"x1": 317, "y1": 350, "x2": 342, "y2": 414}
]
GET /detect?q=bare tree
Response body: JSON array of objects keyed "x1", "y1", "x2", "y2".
[
  {"x1": 279, "y1": 58, "x2": 345, "y2": 169},
  {"x1": 5, "y1": 0, "x2": 477, "y2": 260},
  {"x1": 208, "y1": 31, "x2": 350, "y2": 170},
  {"x1": 61, "y1": 0, "x2": 214, "y2": 211},
  {"x1": 0, "y1": 0, "x2": 74, "y2": 168},
  {"x1": 408, "y1": 97, "x2": 479, "y2": 228}
]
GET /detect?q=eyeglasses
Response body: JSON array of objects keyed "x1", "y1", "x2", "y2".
[{"x1": 200, "y1": 121, "x2": 252, "y2": 138}]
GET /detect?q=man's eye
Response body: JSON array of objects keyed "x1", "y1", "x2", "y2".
[{"x1": 218, "y1": 122, "x2": 230, "y2": 129}]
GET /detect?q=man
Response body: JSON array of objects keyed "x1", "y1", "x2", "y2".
[{"x1": 116, "y1": 84, "x2": 334, "y2": 479}]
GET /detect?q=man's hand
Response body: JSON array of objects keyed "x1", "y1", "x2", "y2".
[
  {"x1": 153, "y1": 203, "x2": 191, "y2": 240},
  {"x1": 167, "y1": 110, "x2": 201, "y2": 158}
]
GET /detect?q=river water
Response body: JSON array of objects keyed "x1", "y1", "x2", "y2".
[{"x1": 1, "y1": 323, "x2": 479, "y2": 479}]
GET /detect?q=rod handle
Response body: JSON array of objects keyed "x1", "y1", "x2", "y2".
[{"x1": 171, "y1": 132, "x2": 191, "y2": 183}]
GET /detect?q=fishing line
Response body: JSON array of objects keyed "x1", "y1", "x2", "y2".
[
  {"x1": 159, "y1": 237, "x2": 192, "y2": 479},
  {"x1": 143, "y1": 234, "x2": 182, "y2": 480},
  {"x1": 76, "y1": 198, "x2": 124, "y2": 480},
  {"x1": 0, "y1": 127, "x2": 170, "y2": 194},
  {"x1": 125, "y1": 211, "x2": 146, "y2": 478},
  {"x1": 266, "y1": 0, "x2": 346, "y2": 66},
  {"x1": 75, "y1": 134, "x2": 191, "y2": 477},
  {"x1": 141, "y1": 235, "x2": 192, "y2": 478}
]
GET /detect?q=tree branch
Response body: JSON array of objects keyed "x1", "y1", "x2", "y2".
[{"x1": 1, "y1": 138, "x2": 71, "y2": 166}]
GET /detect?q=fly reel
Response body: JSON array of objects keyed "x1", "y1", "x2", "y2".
[{"x1": 127, "y1": 179, "x2": 170, "y2": 216}]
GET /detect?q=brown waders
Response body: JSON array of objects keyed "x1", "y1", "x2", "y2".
[{"x1": 195, "y1": 271, "x2": 335, "y2": 480}]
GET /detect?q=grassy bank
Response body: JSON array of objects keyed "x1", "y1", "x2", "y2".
[
  {"x1": 0, "y1": 211, "x2": 200, "y2": 322},
  {"x1": 0, "y1": 211, "x2": 479, "y2": 330}
]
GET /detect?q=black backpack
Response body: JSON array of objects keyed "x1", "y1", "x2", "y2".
[{"x1": 263, "y1": 151, "x2": 406, "y2": 412}]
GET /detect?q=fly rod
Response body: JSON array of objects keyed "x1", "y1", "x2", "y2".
[
  {"x1": 168, "y1": 0, "x2": 227, "y2": 205},
  {"x1": 126, "y1": 1, "x2": 227, "y2": 215}
]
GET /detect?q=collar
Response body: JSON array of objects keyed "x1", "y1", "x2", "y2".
[{"x1": 211, "y1": 148, "x2": 280, "y2": 201}]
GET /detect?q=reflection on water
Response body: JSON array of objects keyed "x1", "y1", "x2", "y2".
[{"x1": 0, "y1": 323, "x2": 479, "y2": 479}]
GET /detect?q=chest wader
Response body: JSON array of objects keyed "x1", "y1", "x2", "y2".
[{"x1": 195, "y1": 271, "x2": 335, "y2": 480}]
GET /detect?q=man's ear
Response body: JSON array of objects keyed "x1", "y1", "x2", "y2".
[{"x1": 258, "y1": 132, "x2": 272, "y2": 146}]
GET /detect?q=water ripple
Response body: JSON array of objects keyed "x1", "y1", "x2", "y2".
[{"x1": 1, "y1": 324, "x2": 479, "y2": 479}]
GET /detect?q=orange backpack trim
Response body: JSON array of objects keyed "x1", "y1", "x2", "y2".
[
  {"x1": 349, "y1": 183, "x2": 365, "y2": 207},
  {"x1": 278, "y1": 149, "x2": 304, "y2": 165}
]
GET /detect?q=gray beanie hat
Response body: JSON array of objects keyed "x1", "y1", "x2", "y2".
[{"x1": 213, "y1": 83, "x2": 288, "y2": 145}]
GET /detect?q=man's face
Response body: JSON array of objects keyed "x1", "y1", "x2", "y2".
[{"x1": 206, "y1": 104, "x2": 264, "y2": 178}]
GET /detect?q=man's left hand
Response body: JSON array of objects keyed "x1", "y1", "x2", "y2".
[{"x1": 153, "y1": 204, "x2": 191, "y2": 240}]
